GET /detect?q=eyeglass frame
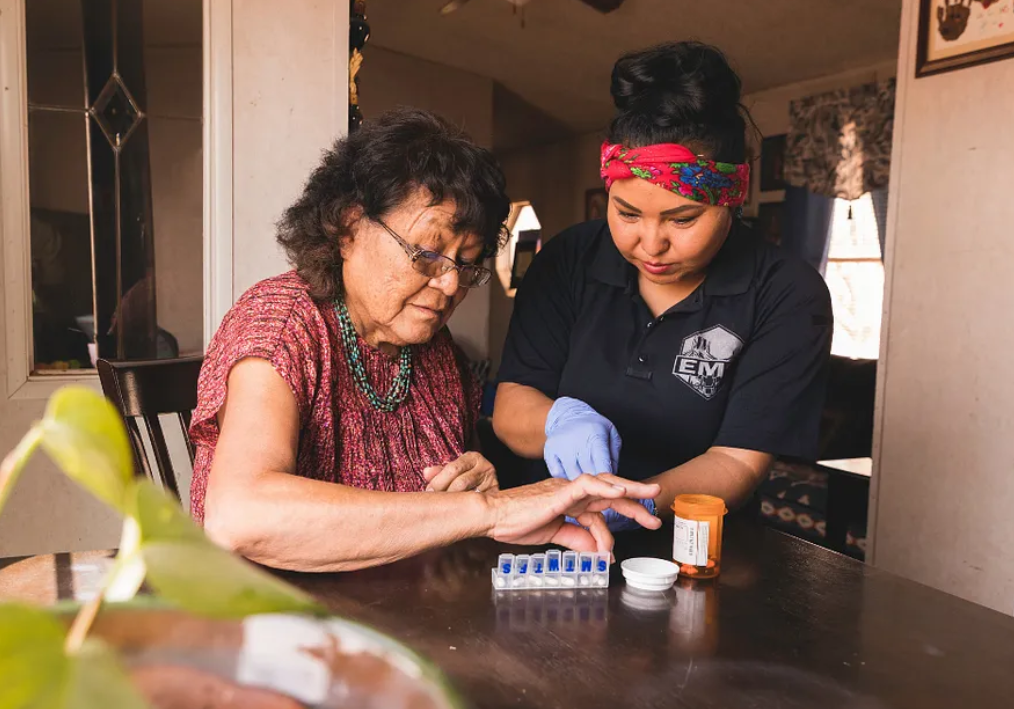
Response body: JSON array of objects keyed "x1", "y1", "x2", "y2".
[{"x1": 374, "y1": 218, "x2": 492, "y2": 288}]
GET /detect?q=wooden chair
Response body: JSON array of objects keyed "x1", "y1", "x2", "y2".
[{"x1": 96, "y1": 356, "x2": 204, "y2": 501}]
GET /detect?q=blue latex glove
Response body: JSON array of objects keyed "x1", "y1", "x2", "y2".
[
  {"x1": 603, "y1": 498, "x2": 657, "y2": 532},
  {"x1": 544, "y1": 397, "x2": 622, "y2": 481}
]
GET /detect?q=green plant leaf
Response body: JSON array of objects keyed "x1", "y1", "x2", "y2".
[
  {"x1": 0, "y1": 426, "x2": 43, "y2": 518},
  {"x1": 37, "y1": 386, "x2": 134, "y2": 513},
  {"x1": 103, "y1": 517, "x2": 147, "y2": 603},
  {"x1": 0, "y1": 604, "x2": 148, "y2": 709},
  {"x1": 131, "y1": 482, "x2": 324, "y2": 618}
]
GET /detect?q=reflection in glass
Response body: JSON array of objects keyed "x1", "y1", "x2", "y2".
[
  {"x1": 25, "y1": 0, "x2": 86, "y2": 108},
  {"x1": 27, "y1": 110, "x2": 94, "y2": 371}
]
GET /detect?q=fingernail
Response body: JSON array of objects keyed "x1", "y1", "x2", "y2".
[
  {"x1": 611, "y1": 484, "x2": 625, "y2": 491},
  {"x1": 425, "y1": 486, "x2": 434, "y2": 492}
]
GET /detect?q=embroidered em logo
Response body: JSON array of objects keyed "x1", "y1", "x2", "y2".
[{"x1": 673, "y1": 325, "x2": 744, "y2": 400}]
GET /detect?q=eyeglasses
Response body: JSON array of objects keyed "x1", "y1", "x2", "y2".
[{"x1": 375, "y1": 218, "x2": 492, "y2": 289}]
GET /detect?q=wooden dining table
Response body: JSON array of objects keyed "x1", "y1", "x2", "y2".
[{"x1": 3, "y1": 514, "x2": 1013, "y2": 708}]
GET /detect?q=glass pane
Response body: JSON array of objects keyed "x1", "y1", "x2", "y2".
[
  {"x1": 117, "y1": 120, "x2": 159, "y2": 360},
  {"x1": 827, "y1": 194, "x2": 882, "y2": 260},
  {"x1": 826, "y1": 261, "x2": 884, "y2": 361},
  {"x1": 86, "y1": 108, "x2": 116, "y2": 360},
  {"x1": 28, "y1": 109, "x2": 95, "y2": 372},
  {"x1": 25, "y1": 0, "x2": 86, "y2": 108}
]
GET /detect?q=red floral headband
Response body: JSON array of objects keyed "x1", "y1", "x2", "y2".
[{"x1": 600, "y1": 141, "x2": 750, "y2": 208}]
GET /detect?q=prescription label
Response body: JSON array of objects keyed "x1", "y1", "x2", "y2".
[{"x1": 673, "y1": 516, "x2": 709, "y2": 567}]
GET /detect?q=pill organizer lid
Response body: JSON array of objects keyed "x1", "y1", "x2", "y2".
[{"x1": 621, "y1": 557, "x2": 680, "y2": 578}]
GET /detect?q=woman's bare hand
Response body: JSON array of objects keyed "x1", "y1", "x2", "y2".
[
  {"x1": 482, "y1": 474, "x2": 662, "y2": 553},
  {"x1": 423, "y1": 452, "x2": 499, "y2": 493}
]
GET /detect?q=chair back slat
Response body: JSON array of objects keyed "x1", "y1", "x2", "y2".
[
  {"x1": 178, "y1": 411, "x2": 196, "y2": 464},
  {"x1": 142, "y1": 413, "x2": 182, "y2": 500},
  {"x1": 123, "y1": 416, "x2": 153, "y2": 481},
  {"x1": 97, "y1": 356, "x2": 203, "y2": 502}
]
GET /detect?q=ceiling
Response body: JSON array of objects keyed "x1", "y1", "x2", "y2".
[{"x1": 368, "y1": 0, "x2": 902, "y2": 132}]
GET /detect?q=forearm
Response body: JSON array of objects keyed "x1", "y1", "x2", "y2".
[
  {"x1": 204, "y1": 470, "x2": 492, "y2": 573},
  {"x1": 647, "y1": 447, "x2": 772, "y2": 515},
  {"x1": 492, "y1": 382, "x2": 553, "y2": 458}
]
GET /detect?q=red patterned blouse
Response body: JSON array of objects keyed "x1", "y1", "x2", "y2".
[{"x1": 189, "y1": 272, "x2": 480, "y2": 525}]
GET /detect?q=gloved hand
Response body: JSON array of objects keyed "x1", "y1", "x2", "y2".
[
  {"x1": 603, "y1": 498, "x2": 657, "y2": 532},
  {"x1": 544, "y1": 397, "x2": 622, "y2": 481}
]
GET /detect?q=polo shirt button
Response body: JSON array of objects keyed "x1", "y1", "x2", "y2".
[{"x1": 638, "y1": 356, "x2": 646, "y2": 363}]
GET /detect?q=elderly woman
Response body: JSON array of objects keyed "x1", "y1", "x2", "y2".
[{"x1": 189, "y1": 108, "x2": 659, "y2": 572}]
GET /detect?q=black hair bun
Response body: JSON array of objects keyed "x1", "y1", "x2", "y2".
[{"x1": 611, "y1": 41, "x2": 742, "y2": 129}]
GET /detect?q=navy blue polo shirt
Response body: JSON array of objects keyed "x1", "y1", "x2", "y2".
[{"x1": 497, "y1": 220, "x2": 833, "y2": 483}]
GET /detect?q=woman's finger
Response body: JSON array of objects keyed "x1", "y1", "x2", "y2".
[
  {"x1": 478, "y1": 474, "x2": 499, "y2": 493},
  {"x1": 549, "y1": 520, "x2": 599, "y2": 553},
  {"x1": 448, "y1": 466, "x2": 496, "y2": 493},
  {"x1": 588, "y1": 497, "x2": 662, "y2": 529},
  {"x1": 594, "y1": 474, "x2": 661, "y2": 501},
  {"x1": 426, "y1": 457, "x2": 474, "y2": 492},
  {"x1": 577, "y1": 511, "x2": 614, "y2": 553}
]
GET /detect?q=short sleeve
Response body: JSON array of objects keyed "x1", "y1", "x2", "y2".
[
  {"x1": 497, "y1": 234, "x2": 579, "y2": 398},
  {"x1": 190, "y1": 282, "x2": 323, "y2": 449},
  {"x1": 713, "y1": 261, "x2": 833, "y2": 460}
]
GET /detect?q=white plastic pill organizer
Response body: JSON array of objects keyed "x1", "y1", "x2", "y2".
[{"x1": 491, "y1": 550, "x2": 610, "y2": 591}]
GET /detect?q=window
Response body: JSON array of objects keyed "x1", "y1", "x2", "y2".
[
  {"x1": 24, "y1": 0, "x2": 202, "y2": 374},
  {"x1": 824, "y1": 193, "x2": 884, "y2": 360}
]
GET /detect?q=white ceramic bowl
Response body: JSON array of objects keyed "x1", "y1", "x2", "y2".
[{"x1": 620, "y1": 557, "x2": 680, "y2": 591}]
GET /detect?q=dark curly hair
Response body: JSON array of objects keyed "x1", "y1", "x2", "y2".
[
  {"x1": 608, "y1": 41, "x2": 753, "y2": 163},
  {"x1": 277, "y1": 107, "x2": 510, "y2": 301}
]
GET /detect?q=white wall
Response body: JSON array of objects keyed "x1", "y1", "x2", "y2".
[
  {"x1": 870, "y1": 0, "x2": 1014, "y2": 614},
  {"x1": 360, "y1": 46, "x2": 494, "y2": 362},
  {"x1": 229, "y1": 0, "x2": 348, "y2": 301}
]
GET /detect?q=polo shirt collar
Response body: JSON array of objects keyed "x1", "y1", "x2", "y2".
[{"x1": 588, "y1": 221, "x2": 756, "y2": 297}]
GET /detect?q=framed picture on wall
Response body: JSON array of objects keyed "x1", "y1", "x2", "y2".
[
  {"x1": 510, "y1": 229, "x2": 541, "y2": 289},
  {"x1": 760, "y1": 134, "x2": 787, "y2": 192},
  {"x1": 585, "y1": 188, "x2": 608, "y2": 221},
  {"x1": 916, "y1": 0, "x2": 1014, "y2": 77},
  {"x1": 510, "y1": 240, "x2": 538, "y2": 289}
]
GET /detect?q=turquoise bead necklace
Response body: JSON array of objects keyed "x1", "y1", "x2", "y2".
[{"x1": 334, "y1": 298, "x2": 413, "y2": 412}]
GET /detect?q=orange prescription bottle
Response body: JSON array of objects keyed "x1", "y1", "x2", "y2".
[{"x1": 671, "y1": 494, "x2": 727, "y2": 579}]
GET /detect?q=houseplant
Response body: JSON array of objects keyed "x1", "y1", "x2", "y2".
[{"x1": 0, "y1": 386, "x2": 464, "y2": 709}]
